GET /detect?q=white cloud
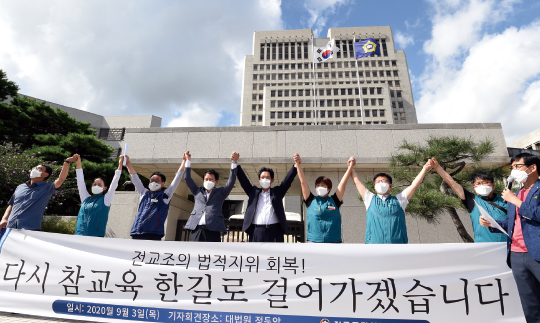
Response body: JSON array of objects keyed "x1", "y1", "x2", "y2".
[
  {"x1": 0, "y1": 0, "x2": 284, "y2": 126},
  {"x1": 417, "y1": 0, "x2": 540, "y2": 144},
  {"x1": 302, "y1": 0, "x2": 352, "y2": 36},
  {"x1": 394, "y1": 31, "x2": 415, "y2": 49},
  {"x1": 167, "y1": 104, "x2": 222, "y2": 127}
]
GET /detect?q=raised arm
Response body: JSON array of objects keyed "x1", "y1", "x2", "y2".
[
  {"x1": 103, "y1": 155, "x2": 124, "y2": 207},
  {"x1": 335, "y1": 157, "x2": 355, "y2": 202},
  {"x1": 277, "y1": 157, "x2": 298, "y2": 195},
  {"x1": 402, "y1": 159, "x2": 434, "y2": 200},
  {"x1": 125, "y1": 155, "x2": 146, "y2": 195},
  {"x1": 55, "y1": 154, "x2": 77, "y2": 189},
  {"x1": 164, "y1": 156, "x2": 187, "y2": 197},
  {"x1": 293, "y1": 153, "x2": 311, "y2": 201},
  {"x1": 183, "y1": 151, "x2": 199, "y2": 195},
  {"x1": 74, "y1": 154, "x2": 90, "y2": 202},
  {"x1": 236, "y1": 165, "x2": 253, "y2": 195},
  {"x1": 222, "y1": 152, "x2": 239, "y2": 196},
  {"x1": 432, "y1": 157, "x2": 465, "y2": 200},
  {"x1": 350, "y1": 167, "x2": 368, "y2": 199}
]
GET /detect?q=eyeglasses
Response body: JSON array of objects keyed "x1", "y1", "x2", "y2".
[{"x1": 509, "y1": 164, "x2": 527, "y2": 171}]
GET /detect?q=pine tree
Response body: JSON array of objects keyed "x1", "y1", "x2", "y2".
[{"x1": 389, "y1": 136, "x2": 507, "y2": 243}]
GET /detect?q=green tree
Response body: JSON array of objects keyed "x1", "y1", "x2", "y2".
[
  {"x1": 0, "y1": 70, "x2": 19, "y2": 101},
  {"x1": 0, "y1": 70, "x2": 131, "y2": 217},
  {"x1": 388, "y1": 136, "x2": 507, "y2": 243}
]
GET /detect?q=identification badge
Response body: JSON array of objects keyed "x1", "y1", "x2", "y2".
[
  {"x1": 151, "y1": 199, "x2": 158, "y2": 203},
  {"x1": 328, "y1": 206, "x2": 336, "y2": 210}
]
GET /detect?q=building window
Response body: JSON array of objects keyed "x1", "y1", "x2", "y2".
[
  {"x1": 306, "y1": 100, "x2": 311, "y2": 107},
  {"x1": 320, "y1": 111, "x2": 325, "y2": 118},
  {"x1": 398, "y1": 102, "x2": 404, "y2": 108},
  {"x1": 320, "y1": 100, "x2": 325, "y2": 107},
  {"x1": 342, "y1": 99, "x2": 347, "y2": 107},
  {"x1": 343, "y1": 110, "x2": 347, "y2": 117},
  {"x1": 292, "y1": 101, "x2": 296, "y2": 107},
  {"x1": 364, "y1": 99, "x2": 369, "y2": 106},
  {"x1": 292, "y1": 90, "x2": 296, "y2": 96},
  {"x1": 397, "y1": 90, "x2": 402, "y2": 97},
  {"x1": 284, "y1": 90, "x2": 289, "y2": 97},
  {"x1": 380, "y1": 110, "x2": 385, "y2": 117},
  {"x1": 271, "y1": 101, "x2": 276, "y2": 108},
  {"x1": 327, "y1": 100, "x2": 332, "y2": 107},
  {"x1": 362, "y1": 88, "x2": 367, "y2": 95},
  {"x1": 319, "y1": 89, "x2": 324, "y2": 96},
  {"x1": 341, "y1": 89, "x2": 346, "y2": 95},
  {"x1": 278, "y1": 112, "x2": 283, "y2": 118},
  {"x1": 350, "y1": 110, "x2": 355, "y2": 117},
  {"x1": 347, "y1": 88, "x2": 353, "y2": 95},
  {"x1": 328, "y1": 111, "x2": 333, "y2": 118},
  {"x1": 372, "y1": 110, "x2": 378, "y2": 117},
  {"x1": 252, "y1": 105, "x2": 257, "y2": 111},
  {"x1": 284, "y1": 101, "x2": 289, "y2": 107},
  {"x1": 306, "y1": 111, "x2": 311, "y2": 118},
  {"x1": 271, "y1": 112, "x2": 276, "y2": 119},
  {"x1": 334, "y1": 99, "x2": 339, "y2": 106},
  {"x1": 393, "y1": 70, "x2": 399, "y2": 76},
  {"x1": 369, "y1": 88, "x2": 375, "y2": 95},
  {"x1": 278, "y1": 101, "x2": 283, "y2": 107},
  {"x1": 284, "y1": 111, "x2": 289, "y2": 118},
  {"x1": 378, "y1": 99, "x2": 383, "y2": 106},
  {"x1": 395, "y1": 80, "x2": 400, "y2": 86},
  {"x1": 371, "y1": 99, "x2": 376, "y2": 106},
  {"x1": 299, "y1": 111, "x2": 304, "y2": 118},
  {"x1": 292, "y1": 111, "x2": 296, "y2": 118},
  {"x1": 365, "y1": 110, "x2": 370, "y2": 117},
  {"x1": 278, "y1": 90, "x2": 282, "y2": 97},
  {"x1": 258, "y1": 115, "x2": 262, "y2": 121},
  {"x1": 299, "y1": 101, "x2": 304, "y2": 107},
  {"x1": 335, "y1": 110, "x2": 340, "y2": 118},
  {"x1": 259, "y1": 94, "x2": 263, "y2": 100},
  {"x1": 251, "y1": 115, "x2": 256, "y2": 121},
  {"x1": 349, "y1": 99, "x2": 354, "y2": 106},
  {"x1": 298, "y1": 90, "x2": 303, "y2": 96}
]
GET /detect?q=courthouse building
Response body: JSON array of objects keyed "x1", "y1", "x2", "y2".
[{"x1": 240, "y1": 26, "x2": 417, "y2": 127}]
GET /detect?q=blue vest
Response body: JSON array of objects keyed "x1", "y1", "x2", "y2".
[
  {"x1": 75, "y1": 194, "x2": 110, "y2": 237},
  {"x1": 470, "y1": 195, "x2": 507, "y2": 242},
  {"x1": 130, "y1": 190, "x2": 170, "y2": 236},
  {"x1": 366, "y1": 194, "x2": 408, "y2": 244},
  {"x1": 306, "y1": 195, "x2": 342, "y2": 243}
]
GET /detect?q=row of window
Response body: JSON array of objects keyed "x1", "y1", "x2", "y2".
[
  {"x1": 268, "y1": 121, "x2": 388, "y2": 126},
  {"x1": 268, "y1": 109, "x2": 386, "y2": 119},
  {"x1": 269, "y1": 88, "x2": 400, "y2": 97},
  {"x1": 253, "y1": 60, "x2": 398, "y2": 71},
  {"x1": 259, "y1": 39, "x2": 389, "y2": 60},
  {"x1": 252, "y1": 80, "x2": 401, "y2": 91},
  {"x1": 252, "y1": 100, "x2": 405, "y2": 110},
  {"x1": 253, "y1": 70, "x2": 399, "y2": 81}
]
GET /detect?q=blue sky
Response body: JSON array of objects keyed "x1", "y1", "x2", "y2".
[{"x1": 1, "y1": 0, "x2": 540, "y2": 143}]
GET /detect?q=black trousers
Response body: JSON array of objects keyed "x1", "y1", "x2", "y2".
[
  {"x1": 249, "y1": 223, "x2": 284, "y2": 242},
  {"x1": 511, "y1": 252, "x2": 540, "y2": 323},
  {"x1": 131, "y1": 234, "x2": 163, "y2": 241},
  {"x1": 190, "y1": 226, "x2": 221, "y2": 242}
]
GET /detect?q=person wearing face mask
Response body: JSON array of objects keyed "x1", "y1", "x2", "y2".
[
  {"x1": 295, "y1": 154, "x2": 355, "y2": 243},
  {"x1": 431, "y1": 157, "x2": 507, "y2": 242},
  {"x1": 350, "y1": 159, "x2": 433, "y2": 244},
  {"x1": 236, "y1": 155, "x2": 298, "y2": 242},
  {"x1": 73, "y1": 154, "x2": 124, "y2": 237},
  {"x1": 479, "y1": 153, "x2": 540, "y2": 322},
  {"x1": 183, "y1": 150, "x2": 239, "y2": 242},
  {"x1": 0, "y1": 155, "x2": 77, "y2": 231},
  {"x1": 125, "y1": 155, "x2": 186, "y2": 241}
]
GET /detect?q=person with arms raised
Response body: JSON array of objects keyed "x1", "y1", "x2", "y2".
[
  {"x1": 183, "y1": 150, "x2": 239, "y2": 242},
  {"x1": 125, "y1": 155, "x2": 186, "y2": 241}
]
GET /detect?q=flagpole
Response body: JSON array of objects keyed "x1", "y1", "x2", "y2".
[
  {"x1": 353, "y1": 33, "x2": 365, "y2": 125},
  {"x1": 311, "y1": 33, "x2": 318, "y2": 125}
]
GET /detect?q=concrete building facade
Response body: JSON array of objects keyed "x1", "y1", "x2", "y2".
[
  {"x1": 510, "y1": 127, "x2": 540, "y2": 151},
  {"x1": 106, "y1": 123, "x2": 509, "y2": 244},
  {"x1": 240, "y1": 26, "x2": 417, "y2": 127}
]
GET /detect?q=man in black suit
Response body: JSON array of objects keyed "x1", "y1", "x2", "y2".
[{"x1": 236, "y1": 155, "x2": 298, "y2": 242}]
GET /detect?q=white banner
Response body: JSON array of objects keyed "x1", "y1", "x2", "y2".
[{"x1": 0, "y1": 229, "x2": 524, "y2": 322}]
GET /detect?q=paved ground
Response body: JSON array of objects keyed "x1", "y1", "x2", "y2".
[{"x1": 0, "y1": 312, "x2": 98, "y2": 323}]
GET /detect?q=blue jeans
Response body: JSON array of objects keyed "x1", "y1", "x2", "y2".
[{"x1": 511, "y1": 251, "x2": 540, "y2": 323}]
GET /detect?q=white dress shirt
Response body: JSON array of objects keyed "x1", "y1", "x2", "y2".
[{"x1": 253, "y1": 190, "x2": 279, "y2": 225}]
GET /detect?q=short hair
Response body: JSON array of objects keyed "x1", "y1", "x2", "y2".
[
  {"x1": 203, "y1": 169, "x2": 219, "y2": 181},
  {"x1": 258, "y1": 167, "x2": 274, "y2": 180},
  {"x1": 315, "y1": 176, "x2": 333, "y2": 191},
  {"x1": 41, "y1": 164, "x2": 53, "y2": 180},
  {"x1": 373, "y1": 173, "x2": 392, "y2": 184},
  {"x1": 95, "y1": 176, "x2": 110, "y2": 189},
  {"x1": 150, "y1": 171, "x2": 166, "y2": 183},
  {"x1": 511, "y1": 153, "x2": 540, "y2": 173},
  {"x1": 470, "y1": 172, "x2": 494, "y2": 185}
]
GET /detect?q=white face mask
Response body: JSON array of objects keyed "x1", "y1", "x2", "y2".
[
  {"x1": 91, "y1": 186, "x2": 104, "y2": 195},
  {"x1": 148, "y1": 182, "x2": 162, "y2": 191},
  {"x1": 316, "y1": 187, "x2": 328, "y2": 197},
  {"x1": 30, "y1": 168, "x2": 42, "y2": 179},
  {"x1": 474, "y1": 185, "x2": 492, "y2": 197},
  {"x1": 259, "y1": 179, "x2": 271, "y2": 189},
  {"x1": 203, "y1": 181, "x2": 215, "y2": 190},
  {"x1": 374, "y1": 182, "x2": 390, "y2": 194},
  {"x1": 511, "y1": 168, "x2": 530, "y2": 184}
]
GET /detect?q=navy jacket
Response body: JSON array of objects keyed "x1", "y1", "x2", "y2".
[
  {"x1": 237, "y1": 165, "x2": 297, "y2": 234},
  {"x1": 184, "y1": 166, "x2": 237, "y2": 232},
  {"x1": 494, "y1": 179, "x2": 540, "y2": 267}
]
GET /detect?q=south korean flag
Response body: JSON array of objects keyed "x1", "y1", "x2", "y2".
[{"x1": 313, "y1": 39, "x2": 340, "y2": 63}]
